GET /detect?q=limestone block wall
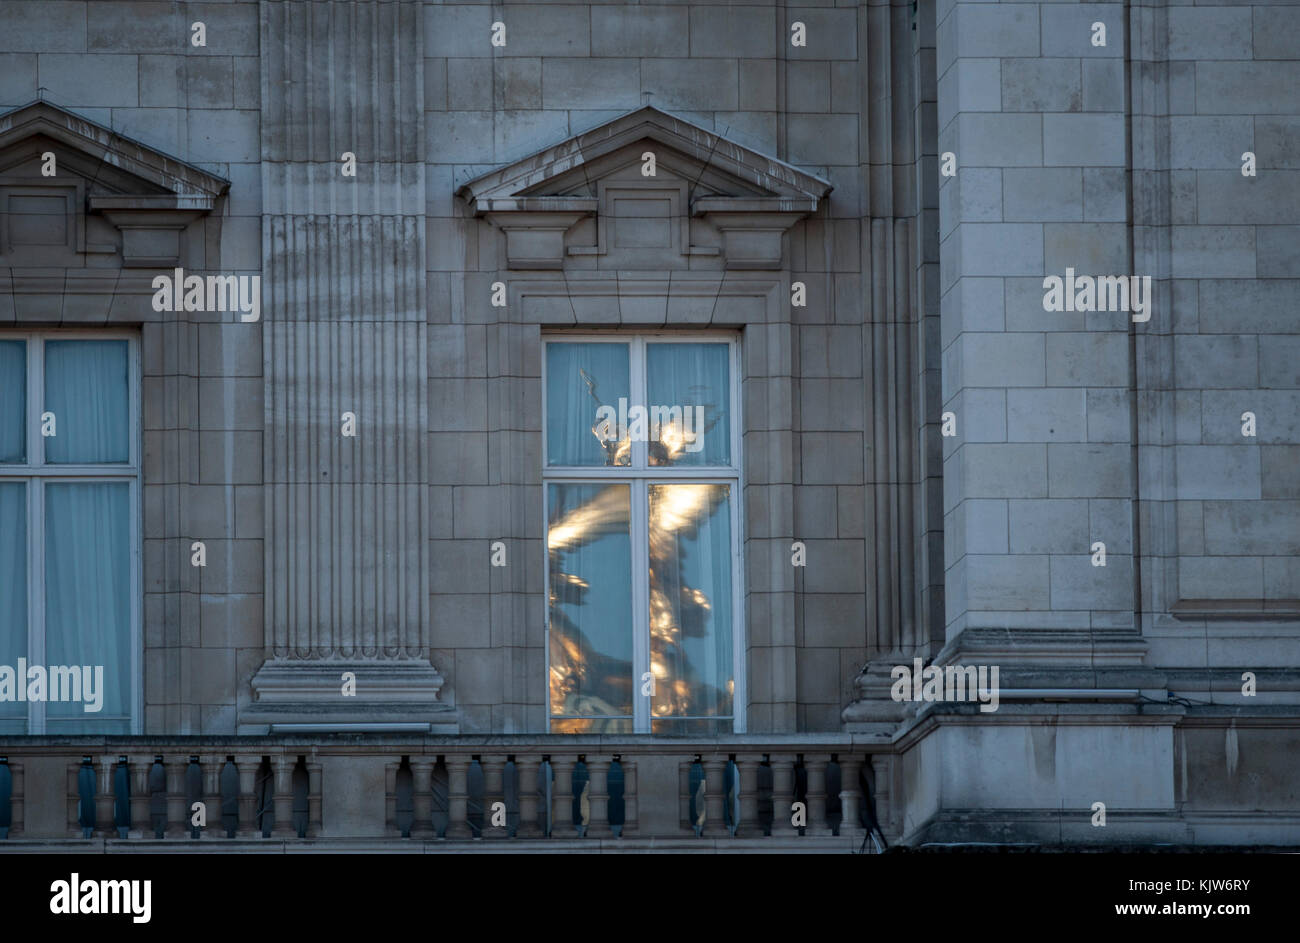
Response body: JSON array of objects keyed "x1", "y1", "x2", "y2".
[
  {"x1": 939, "y1": 0, "x2": 1300, "y2": 672},
  {"x1": 0, "y1": 0, "x2": 264, "y2": 734},
  {"x1": 938, "y1": 0, "x2": 1137, "y2": 651},
  {"x1": 917, "y1": 0, "x2": 1300, "y2": 843},
  {"x1": 1130, "y1": 2, "x2": 1300, "y2": 674}
]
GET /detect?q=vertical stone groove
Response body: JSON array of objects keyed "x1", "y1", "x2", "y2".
[{"x1": 261, "y1": 1, "x2": 427, "y2": 664}]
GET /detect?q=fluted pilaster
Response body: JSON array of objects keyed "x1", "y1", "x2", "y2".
[{"x1": 249, "y1": 1, "x2": 445, "y2": 728}]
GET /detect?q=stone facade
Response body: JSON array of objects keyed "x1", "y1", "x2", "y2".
[{"x1": 0, "y1": 0, "x2": 1296, "y2": 847}]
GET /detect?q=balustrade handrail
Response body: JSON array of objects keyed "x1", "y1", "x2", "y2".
[
  {"x1": 0, "y1": 736, "x2": 895, "y2": 846},
  {"x1": 0, "y1": 733, "x2": 887, "y2": 751}
]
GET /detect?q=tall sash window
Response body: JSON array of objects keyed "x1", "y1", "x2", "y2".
[{"x1": 543, "y1": 334, "x2": 743, "y2": 735}]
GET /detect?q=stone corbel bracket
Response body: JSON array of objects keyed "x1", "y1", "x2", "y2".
[
  {"x1": 692, "y1": 197, "x2": 819, "y2": 270},
  {"x1": 480, "y1": 197, "x2": 597, "y2": 270},
  {"x1": 94, "y1": 196, "x2": 217, "y2": 269}
]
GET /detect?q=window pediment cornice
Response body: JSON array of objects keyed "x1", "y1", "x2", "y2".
[{"x1": 458, "y1": 106, "x2": 832, "y2": 271}]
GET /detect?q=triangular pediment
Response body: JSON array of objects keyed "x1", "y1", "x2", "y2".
[
  {"x1": 0, "y1": 99, "x2": 229, "y2": 209},
  {"x1": 0, "y1": 101, "x2": 230, "y2": 268},
  {"x1": 459, "y1": 108, "x2": 830, "y2": 271},
  {"x1": 457, "y1": 106, "x2": 831, "y2": 214}
]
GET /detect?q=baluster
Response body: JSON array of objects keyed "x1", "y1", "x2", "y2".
[
  {"x1": 111, "y1": 757, "x2": 128, "y2": 839},
  {"x1": 736, "y1": 753, "x2": 762, "y2": 837},
  {"x1": 702, "y1": 756, "x2": 729, "y2": 838},
  {"x1": 769, "y1": 754, "x2": 797, "y2": 836},
  {"x1": 549, "y1": 755, "x2": 576, "y2": 838},
  {"x1": 147, "y1": 757, "x2": 168, "y2": 838},
  {"x1": 220, "y1": 758, "x2": 241, "y2": 837},
  {"x1": 678, "y1": 758, "x2": 693, "y2": 833},
  {"x1": 410, "y1": 758, "x2": 436, "y2": 839},
  {"x1": 66, "y1": 761, "x2": 75, "y2": 837},
  {"x1": 235, "y1": 754, "x2": 259, "y2": 837},
  {"x1": 445, "y1": 755, "x2": 472, "y2": 839},
  {"x1": 871, "y1": 755, "x2": 893, "y2": 843},
  {"x1": 165, "y1": 756, "x2": 186, "y2": 837},
  {"x1": 620, "y1": 757, "x2": 638, "y2": 838},
  {"x1": 307, "y1": 760, "x2": 323, "y2": 838},
  {"x1": 129, "y1": 755, "x2": 151, "y2": 839},
  {"x1": 70, "y1": 759, "x2": 86, "y2": 837},
  {"x1": 805, "y1": 754, "x2": 832, "y2": 836},
  {"x1": 585, "y1": 755, "x2": 612, "y2": 838},
  {"x1": 3, "y1": 758, "x2": 23, "y2": 838},
  {"x1": 384, "y1": 759, "x2": 401, "y2": 838},
  {"x1": 839, "y1": 755, "x2": 864, "y2": 839},
  {"x1": 482, "y1": 755, "x2": 508, "y2": 838},
  {"x1": 273, "y1": 755, "x2": 295, "y2": 837},
  {"x1": 182, "y1": 757, "x2": 202, "y2": 838},
  {"x1": 515, "y1": 756, "x2": 542, "y2": 838},
  {"x1": 200, "y1": 756, "x2": 223, "y2": 838},
  {"x1": 95, "y1": 755, "x2": 115, "y2": 838}
]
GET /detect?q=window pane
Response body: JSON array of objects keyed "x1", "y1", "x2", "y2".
[
  {"x1": 44, "y1": 339, "x2": 130, "y2": 464},
  {"x1": 648, "y1": 483, "x2": 733, "y2": 728},
  {"x1": 0, "y1": 340, "x2": 24, "y2": 463},
  {"x1": 45, "y1": 481, "x2": 131, "y2": 732},
  {"x1": 0, "y1": 483, "x2": 26, "y2": 732},
  {"x1": 546, "y1": 342, "x2": 631, "y2": 466},
  {"x1": 547, "y1": 483, "x2": 633, "y2": 730},
  {"x1": 645, "y1": 342, "x2": 730, "y2": 467}
]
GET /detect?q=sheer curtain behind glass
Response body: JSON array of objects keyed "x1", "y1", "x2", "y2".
[
  {"x1": 0, "y1": 340, "x2": 25, "y2": 462},
  {"x1": 45, "y1": 481, "x2": 131, "y2": 731},
  {"x1": 546, "y1": 342, "x2": 630, "y2": 466},
  {"x1": 0, "y1": 483, "x2": 26, "y2": 732},
  {"x1": 645, "y1": 343, "x2": 730, "y2": 467},
  {"x1": 44, "y1": 340, "x2": 129, "y2": 464}
]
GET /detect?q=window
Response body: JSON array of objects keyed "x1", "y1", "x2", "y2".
[
  {"x1": 0, "y1": 331, "x2": 140, "y2": 734},
  {"x1": 543, "y1": 334, "x2": 743, "y2": 735}
]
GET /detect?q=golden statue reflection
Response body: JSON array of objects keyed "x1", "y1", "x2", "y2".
[{"x1": 548, "y1": 481, "x2": 731, "y2": 734}]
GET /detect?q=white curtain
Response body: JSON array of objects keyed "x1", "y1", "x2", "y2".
[
  {"x1": 546, "y1": 342, "x2": 630, "y2": 466},
  {"x1": 0, "y1": 483, "x2": 25, "y2": 731},
  {"x1": 44, "y1": 340, "x2": 129, "y2": 464},
  {"x1": 646, "y1": 343, "x2": 730, "y2": 467},
  {"x1": 45, "y1": 481, "x2": 131, "y2": 730},
  {"x1": 0, "y1": 340, "x2": 24, "y2": 463}
]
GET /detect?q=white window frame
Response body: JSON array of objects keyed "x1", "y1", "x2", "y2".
[
  {"x1": 0, "y1": 329, "x2": 142, "y2": 735},
  {"x1": 541, "y1": 332, "x2": 746, "y2": 734}
]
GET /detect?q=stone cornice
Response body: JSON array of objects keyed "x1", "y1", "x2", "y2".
[
  {"x1": 456, "y1": 106, "x2": 832, "y2": 214},
  {"x1": 0, "y1": 100, "x2": 230, "y2": 200},
  {"x1": 457, "y1": 108, "x2": 830, "y2": 271}
]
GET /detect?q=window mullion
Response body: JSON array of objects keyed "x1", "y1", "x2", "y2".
[
  {"x1": 631, "y1": 478, "x2": 650, "y2": 733},
  {"x1": 28, "y1": 336, "x2": 40, "y2": 471},
  {"x1": 29, "y1": 476, "x2": 45, "y2": 734},
  {"x1": 630, "y1": 336, "x2": 646, "y2": 469},
  {"x1": 730, "y1": 480, "x2": 745, "y2": 734},
  {"x1": 29, "y1": 336, "x2": 43, "y2": 733},
  {"x1": 631, "y1": 338, "x2": 649, "y2": 732}
]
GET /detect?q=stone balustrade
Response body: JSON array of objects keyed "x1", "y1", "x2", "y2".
[{"x1": 0, "y1": 736, "x2": 892, "y2": 850}]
